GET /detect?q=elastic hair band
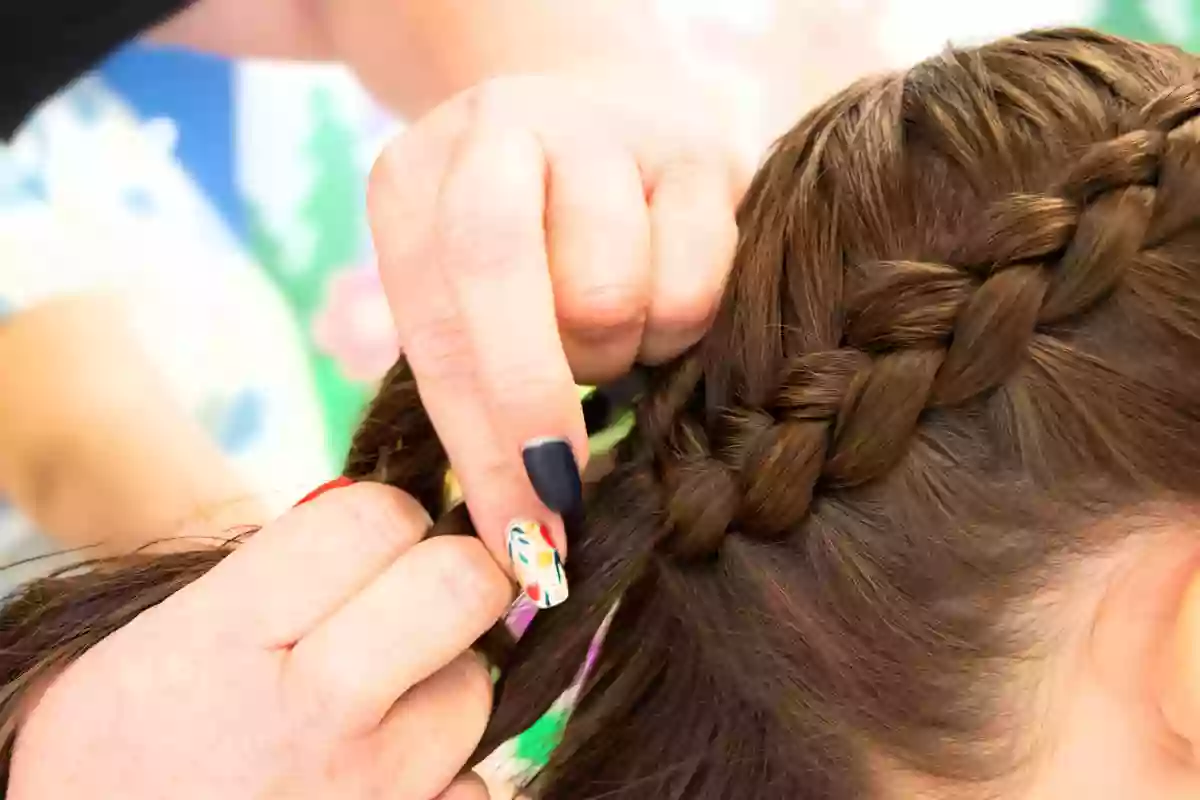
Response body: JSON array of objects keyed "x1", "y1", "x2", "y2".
[{"x1": 295, "y1": 476, "x2": 356, "y2": 506}]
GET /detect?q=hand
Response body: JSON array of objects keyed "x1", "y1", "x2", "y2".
[
  {"x1": 367, "y1": 74, "x2": 746, "y2": 589},
  {"x1": 8, "y1": 483, "x2": 513, "y2": 800}
]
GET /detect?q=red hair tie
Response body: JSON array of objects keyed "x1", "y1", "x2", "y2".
[{"x1": 295, "y1": 476, "x2": 355, "y2": 506}]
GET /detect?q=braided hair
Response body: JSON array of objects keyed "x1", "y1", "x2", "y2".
[{"x1": 7, "y1": 27, "x2": 1200, "y2": 799}]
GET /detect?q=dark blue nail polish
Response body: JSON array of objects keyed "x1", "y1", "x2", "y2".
[{"x1": 522, "y1": 437, "x2": 583, "y2": 517}]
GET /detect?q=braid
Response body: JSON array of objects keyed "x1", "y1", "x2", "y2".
[
  {"x1": 633, "y1": 81, "x2": 1200, "y2": 562},
  {"x1": 477, "y1": 33, "x2": 1200, "y2": 798},
  {"x1": 3, "y1": 28, "x2": 1200, "y2": 800}
]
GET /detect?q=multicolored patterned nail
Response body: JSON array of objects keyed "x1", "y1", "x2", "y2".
[{"x1": 506, "y1": 519, "x2": 568, "y2": 609}]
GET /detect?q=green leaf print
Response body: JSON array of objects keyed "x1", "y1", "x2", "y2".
[
  {"x1": 514, "y1": 706, "x2": 570, "y2": 767},
  {"x1": 1184, "y1": 0, "x2": 1200, "y2": 51},
  {"x1": 300, "y1": 88, "x2": 375, "y2": 465},
  {"x1": 246, "y1": 87, "x2": 374, "y2": 469}
]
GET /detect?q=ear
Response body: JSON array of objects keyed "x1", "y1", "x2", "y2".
[
  {"x1": 1160, "y1": 571, "x2": 1200, "y2": 758},
  {"x1": 1086, "y1": 533, "x2": 1200, "y2": 763}
]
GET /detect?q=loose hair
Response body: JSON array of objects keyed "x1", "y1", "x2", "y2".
[{"x1": 7, "y1": 27, "x2": 1200, "y2": 799}]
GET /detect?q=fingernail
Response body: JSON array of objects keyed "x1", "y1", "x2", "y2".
[
  {"x1": 522, "y1": 437, "x2": 583, "y2": 516},
  {"x1": 506, "y1": 519, "x2": 568, "y2": 609},
  {"x1": 294, "y1": 476, "x2": 355, "y2": 507}
]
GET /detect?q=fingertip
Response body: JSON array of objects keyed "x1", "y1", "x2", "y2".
[
  {"x1": 563, "y1": 332, "x2": 641, "y2": 385},
  {"x1": 637, "y1": 302, "x2": 718, "y2": 365},
  {"x1": 440, "y1": 651, "x2": 497, "y2": 725},
  {"x1": 555, "y1": 263, "x2": 649, "y2": 382},
  {"x1": 551, "y1": 223, "x2": 651, "y2": 356},
  {"x1": 372, "y1": 652, "x2": 497, "y2": 799},
  {"x1": 427, "y1": 536, "x2": 517, "y2": 620},
  {"x1": 557, "y1": 286, "x2": 647, "y2": 383},
  {"x1": 306, "y1": 480, "x2": 435, "y2": 544}
]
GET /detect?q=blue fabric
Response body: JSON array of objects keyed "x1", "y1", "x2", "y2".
[{"x1": 98, "y1": 43, "x2": 244, "y2": 241}]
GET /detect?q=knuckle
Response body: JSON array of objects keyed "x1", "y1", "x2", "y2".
[
  {"x1": 462, "y1": 74, "x2": 548, "y2": 126},
  {"x1": 313, "y1": 483, "x2": 431, "y2": 557},
  {"x1": 559, "y1": 279, "x2": 647, "y2": 340},
  {"x1": 442, "y1": 222, "x2": 526, "y2": 281},
  {"x1": 426, "y1": 537, "x2": 515, "y2": 619},
  {"x1": 651, "y1": 281, "x2": 722, "y2": 334},
  {"x1": 654, "y1": 147, "x2": 738, "y2": 219},
  {"x1": 651, "y1": 216, "x2": 735, "y2": 338},
  {"x1": 435, "y1": 197, "x2": 532, "y2": 282},
  {"x1": 669, "y1": 149, "x2": 715, "y2": 180},
  {"x1": 400, "y1": 311, "x2": 476, "y2": 390},
  {"x1": 464, "y1": 76, "x2": 518, "y2": 123},
  {"x1": 435, "y1": 96, "x2": 546, "y2": 283},
  {"x1": 290, "y1": 647, "x2": 367, "y2": 728},
  {"x1": 657, "y1": 146, "x2": 722, "y2": 190}
]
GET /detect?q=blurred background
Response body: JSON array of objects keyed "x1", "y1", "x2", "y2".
[{"x1": 0, "y1": 0, "x2": 1192, "y2": 790}]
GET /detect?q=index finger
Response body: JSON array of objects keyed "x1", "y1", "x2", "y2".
[
  {"x1": 369, "y1": 96, "x2": 585, "y2": 599},
  {"x1": 435, "y1": 117, "x2": 591, "y2": 508},
  {"x1": 368, "y1": 101, "x2": 532, "y2": 569},
  {"x1": 168, "y1": 482, "x2": 430, "y2": 647}
]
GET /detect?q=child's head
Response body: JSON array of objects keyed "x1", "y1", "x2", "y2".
[
  {"x1": 8, "y1": 27, "x2": 1200, "y2": 800},
  {"x1": 455, "y1": 28, "x2": 1200, "y2": 799}
]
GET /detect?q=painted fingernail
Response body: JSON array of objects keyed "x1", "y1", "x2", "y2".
[
  {"x1": 506, "y1": 519, "x2": 568, "y2": 609},
  {"x1": 295, "y1": 476, "x2": 355, "y2": 507},
  {"x1": 522, "y1": 437, "x2": 583, "y2": 516}
]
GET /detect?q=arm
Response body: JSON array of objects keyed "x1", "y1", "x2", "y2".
[
  {"x1": 154, "y1": 0, "x2": 884, "y2": 148},
  {"x1": 327, "y1": 0, "x2": 890, "y2": 141},
  {"x1": 0, "y1": 294, "x2": 266, "y2": 553},
  {"x1": 313, "y1": 0, "x2": 676, "y2": 118},
  {"x1": 152, "y1": 0, "x2": 730, "y2": 117},
  {"x1": 149, "y1": 0, "x2": 334, "y2": 59}
]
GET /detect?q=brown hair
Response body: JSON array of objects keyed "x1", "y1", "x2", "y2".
[{"x1": 6, "y1": 27, "x2": 1200, "y2": 799}]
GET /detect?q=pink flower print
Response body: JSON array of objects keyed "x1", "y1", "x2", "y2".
[{"x1": 313, "y1": 264, "x2": 401, "y2": 383}]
